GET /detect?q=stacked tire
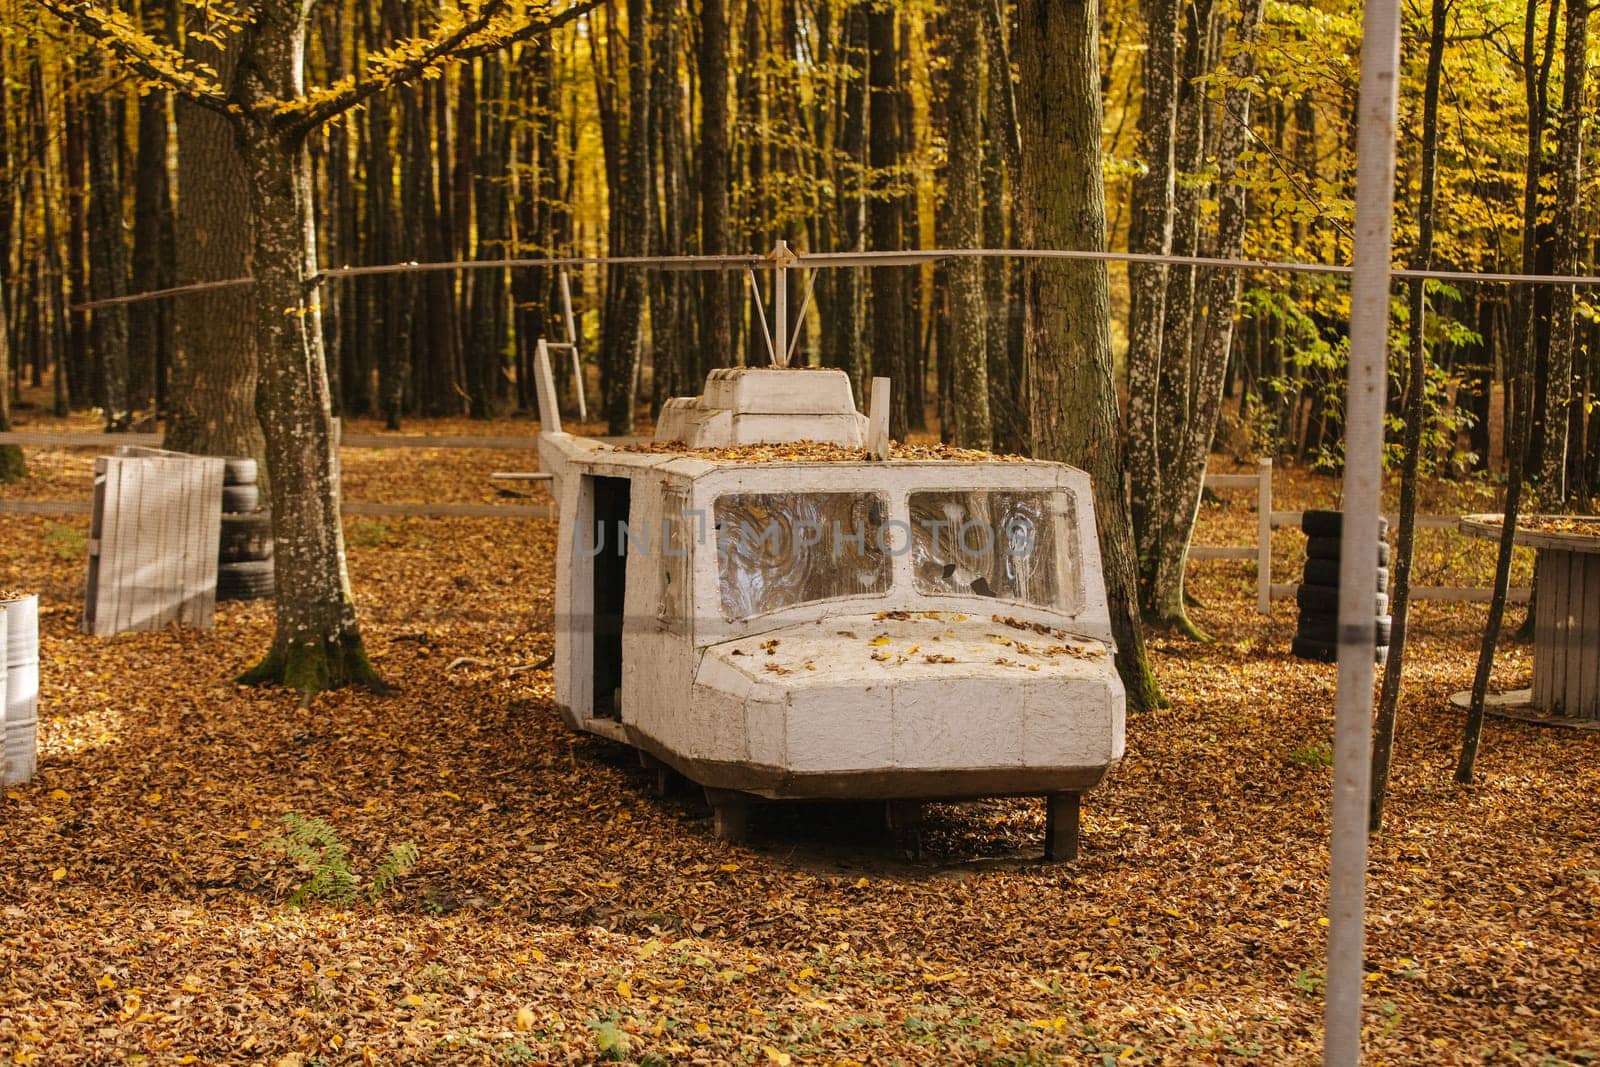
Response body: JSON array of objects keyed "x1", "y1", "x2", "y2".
[
  {"x1": 218, "y1": 458, "x2": 274, "y2": 602},
  {"x1": 1292, "y1": 510, "x2": 1391, "y2": 665}
]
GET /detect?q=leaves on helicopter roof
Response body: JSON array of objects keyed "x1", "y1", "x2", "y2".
[{"x1": 620, "y1": 439, "x2": 1027, "y2": 463}]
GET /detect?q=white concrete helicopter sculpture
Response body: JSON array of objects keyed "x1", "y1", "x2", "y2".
[{"x1": 532, "y1": 249, "x2": 1124, "y2": 859}]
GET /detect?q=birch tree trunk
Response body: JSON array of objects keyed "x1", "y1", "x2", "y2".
[
  {"x1": 1152, "y1": 0, "x2": 1214, "y2": 497},
  {"x1": 1541, "y1": 0, "x2": 1588, "y2": 502},
  {"x1": 1016, "y1": 0, "x2": 1164, "y2": 712},
  {"x1": 1146, "y1": 0, "x2": 1263, "y2": 635},
  {"x1": 1125, "y1": 0, "x2": 1180, "y2": 582}
]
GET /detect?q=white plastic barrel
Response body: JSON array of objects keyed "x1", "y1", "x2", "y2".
[
  {"x1": 2, "y1": 593, "x2": 38, "y2": 785},
  {"x1": 0, "y1": 605, "x2": 7, "y2": 782}
]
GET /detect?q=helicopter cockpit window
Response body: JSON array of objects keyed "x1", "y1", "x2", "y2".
[
  {"x1": 715, "y1": 492, "x2": 892, "y2": 620},
  {"x1": 909, "y1": 490, "x2": 1071, "y2": 611}
]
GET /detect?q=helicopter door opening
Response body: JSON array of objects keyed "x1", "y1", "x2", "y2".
[{"x1": 591, "y1": 476, "x2": 631, "y2": 719}]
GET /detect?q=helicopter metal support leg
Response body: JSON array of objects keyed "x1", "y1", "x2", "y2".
[
  {"x1": 1044, "y1": 792, "x2": 1080, "y2": 862},
  {"x1": 706, "y1": 789, "x2": 751, "y2": 843},
  {"x1": 884, "y1": 800, "x2": 924, "y2": 859},
  {"x1": 637, "y1": 751, "x2": 677, "y2": 798}
]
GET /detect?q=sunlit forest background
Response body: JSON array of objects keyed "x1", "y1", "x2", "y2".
[{"x1": 1, "y1": 0, "x2": 1595, "y2": 478}]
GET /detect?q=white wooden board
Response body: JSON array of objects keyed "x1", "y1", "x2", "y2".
[{"x1": 83, "y1": 455, "x2": 225, "y2": 636}]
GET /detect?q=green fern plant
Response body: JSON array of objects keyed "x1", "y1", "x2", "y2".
[
  {"x1": 368, "y1": 840, "x2": 420, "y2": 900},
  {"x1": 265, "y1": 813, "x2": 418, "y2": 907}
]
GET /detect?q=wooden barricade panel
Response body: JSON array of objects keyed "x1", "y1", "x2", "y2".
[{"x1": 83, "y1": 455, "x2": 224, "y2": 636}]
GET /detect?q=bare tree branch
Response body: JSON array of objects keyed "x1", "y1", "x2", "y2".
[
  {"x1": 279, "y1": 0, "x2": 599, "y2": 138},
  {"x1": 32, "y1": 0, "x2": 234, "y2": 116}
]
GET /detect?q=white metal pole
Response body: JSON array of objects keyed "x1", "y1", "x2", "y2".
[
  {"x1": 558, "y1": 270, "x2": 587, "y2": 420},
  {"x1": 1325, "y1": 0, "x2": 1401, "y2": 1058},
  {"x1": 785, "y1": 271, "x2": 819, "y2": 366},
  {"x1": 559, "y1": 268, "x2": 579, "y2": 347},
  {"x1": 746, "y1": 270, "x2": 777, "y2": 364},
  {"x1": 774, "y1": 240, "x2": 789, "y2": 367}
]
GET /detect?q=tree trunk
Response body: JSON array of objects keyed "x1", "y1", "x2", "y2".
[
  {"x1": 0, "y1": 37, "x2": 11, "y2": 359},
  {"x1": 452, "y1": 56, "x2": 478, "y2": 403},
  {"x1": 1146, "y1": 0, "x2": 1263, "y2": 634},
  {"x1": 232, "y1": 4, "x2": 380, "y2": 694},
  {"x1": 85, "y1": 65, "x2": 131, "y2": 429},
  {"x1": 421, "y1": 75, "x2": 463, "y2": 416},
  {"x1": 983, "y1": 2, "x2": 1024, "y2": 452},
  {"x1": 26, "y1": 60, "x2": 70, "y2": 417},
  {"x1": 400, "y1": 77, "x2": 432, "y2": 422},
  {"x1": 648, "y1": 0, "x2": 688, "y2": 407},
  {"x1": 0, "y1": 284, "x2": 21, "y2": 481},
  {"x1": 1016, "y1": 0, "x2": 1163, "y2": 712},
  {"x1": 930, "y1": 8, "x2": 953, "y2": 435},
  {"x1": 897, "y1": 20, "x2": 924, "y2": 429},
  {"x1": 698, "y1": 0, "x2": 733, "y2": 368},
  {"x1": 1151, "y1": 0, "x2": 1214, "y2": 494},
  {"x1": 63, "y1": 81, "x2": 91, "y2": 411},
  {"x1": 1541, "y1": 0, "x2": 1587, "y2": 502},
  {"x1": 736, "y1": 0, "x2": 769, "y2": 314},
  {"x1": 165, "y1": 36, "x2": 267, "y2": 485},
  {"x1": 0, "y1": 41, "x2": 17, "y2": 478},
  {"x1": 365, "y1": 13, "x2": 404, "y2": 427},
  {"x1": 1372, "y1": 0, "x2": 1449, "y2": 833},
  {"x1": 311, "y1": 1, "x2": 344, "y2": 417},
  {"x1": 944, "y1": 0, "x2": 991, "y2": 449},
  {"x1": 823, "y1": 3, "x2": 869, "y2": 393},
  {"x1": 597, "y1": 0, "x2": 648, "y2": 433},
  {"x1": 1459, "y1": 0, "x2": 1549, "y2": 780},
  {"x1": 468, "y1": 56, "x2": 512, "y2": 419},
  {"x1": 867, "y1": 6, "x2": 908, "y2": 437},
  {"x1": 1125, "y1": 0, "x2": 1180, "y2": 585},
  {"x1": 128, "y1": 84, "x2": 173, "y2": 418}
]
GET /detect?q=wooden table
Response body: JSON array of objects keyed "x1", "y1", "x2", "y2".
[{"x1": 1460, "y1": 514, "x2": 1600, "y2": 720}]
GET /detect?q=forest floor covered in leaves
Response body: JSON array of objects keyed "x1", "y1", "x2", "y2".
[{"x1": 0, "y1": 415, "x2": 1595, "y2": 1065}]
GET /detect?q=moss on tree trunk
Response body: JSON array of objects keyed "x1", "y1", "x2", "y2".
[{"x1": 240, "y1": 629, "x2": 387, "y2": 695}]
